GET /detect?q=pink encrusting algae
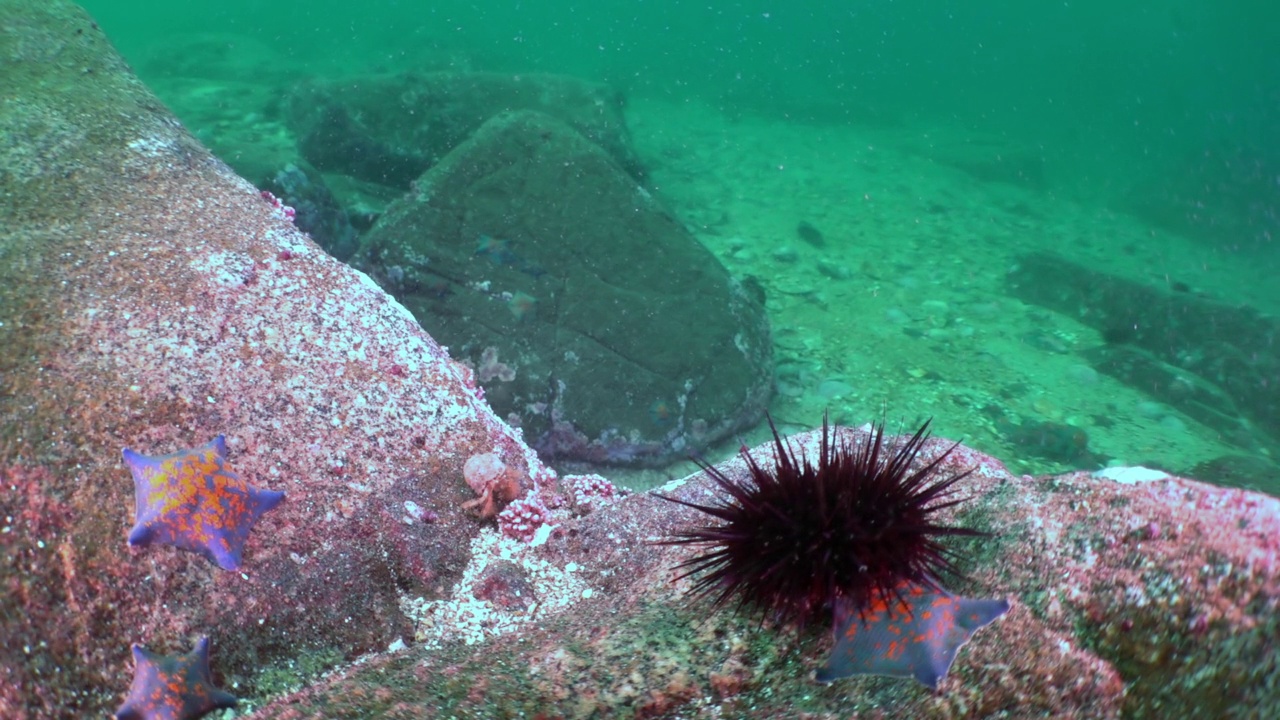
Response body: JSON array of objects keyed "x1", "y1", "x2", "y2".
[
  {"x1": 497, "y1": 497, "x2": 552, "y2": 543},
  {"x1": 912, "y1": 435, "x2": 1280, "y2": 717},
  {"x1": 233, "y1": 427, "x2": 1278, "y2": 718}
]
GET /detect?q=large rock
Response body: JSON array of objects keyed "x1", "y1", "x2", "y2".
[
  {"x1": 357, "y1": 110, "x2": 774, "y2": 467},
  {"x1": 284, "y1": 70, "x2": 646, "y2": 189},
  {"x1": 1007, "y1": 251, "x2": 1280, "y2": 465},
  {"x1": 244, "y1": 430, "x2": 1280, "y2": 719},
  {"x1": 0, "y1": 3, "x2": 558, "y2": 716}
]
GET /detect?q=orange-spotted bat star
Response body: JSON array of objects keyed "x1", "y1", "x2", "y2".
[
  {"x1": 115, "y1": 636, "x2": 237, "y2": 720},
  {"x1": 817, "y1": 581, "x2": 1009, "y2": 688},
  {"x1": 122, "y1": 435, "x2": 284, "y2": 571}
]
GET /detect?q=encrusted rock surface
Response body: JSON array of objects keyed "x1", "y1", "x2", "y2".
[
  {"x1": 0, "y1": 2, "x2": 545, "y2": 715},
  {"x1": 243, "y1": 430, "x2": 1279, "y2": 719}
]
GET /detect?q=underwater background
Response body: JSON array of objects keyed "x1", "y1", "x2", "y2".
[
  {"x1": 4, "y1": 2, "x2": 1280, "y2": 717},
  {"x1": 75, "y1": 0, "x2": 1280, "y2": 493}
]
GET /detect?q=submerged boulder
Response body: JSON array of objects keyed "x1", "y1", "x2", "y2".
[
  {"x1": 1008, "y1": 251, "x2": 1280, "y2": 463},
  {"x1": 284, "y1": 70, "x2": 646, "y2": 189},
  {"x1": 357, "y1": 109, "x2": 774, "y2": 466},
  {"x1": 259, "y1": 162, "x2": 360, "y2": 261}
]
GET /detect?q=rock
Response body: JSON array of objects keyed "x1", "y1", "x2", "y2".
[
  {"x1": 0, "y1": 3, "x2": 546, "y2": 715},
  {"x1": 245, "y1": 428, "x2": 1280, "y2": 718},
  {"x1": 1185, "y1": 454, "x2": 1280, "y2": 497},
  {"x1": 915, "y1": 134, "x2": 1047, "y2": 190},
  {"x1": 259, "y1": 163, "x2": 360, "y2": 261},
  {"x1": 472, "y1": 560, "x2": 536, "y2": 611},
  {"x1": 9, "y1": 4, "x2": 1273, "y2": 718},
  {"x1": 283, "y1": 70, "x2": 645, "y2": 189},
  {"x1": 1008, "y1": 251, "x2": 1280, "y2": 455},
  {"x1": 816, "y1": 258, "x2": 852, "y2": 280},
  {"x1": 1000, "y1": 418, "x2": 1102, "y2": 468},
  {"x1": 769, "y1": 245, "x2": 799, "y2": 263},
  {"x1": 356, "y1": 109, "x2": 774, "y2": 466},
  {"x1": 795, "y1": 220, "x2": 825, "y2": 248}
]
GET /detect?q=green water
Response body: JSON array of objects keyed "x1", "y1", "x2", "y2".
[
  {"x1": 76, "y1": 0, "x2": 1280, "y2": 491},
  {"x1": 82, "y1": 0, "x2": 1278, "y2": 225}
]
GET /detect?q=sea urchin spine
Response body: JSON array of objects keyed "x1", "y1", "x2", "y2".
[{"x1": 658, "y1": 414, "x2": 980, "y2": 626}]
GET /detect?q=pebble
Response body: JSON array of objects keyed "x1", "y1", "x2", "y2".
[
  {"x1": 771, "y1": 245, "x2": 799, "y2": 263},
  {"x1": 817, "y1": 260, "x2": 852, "y2": 280},
  {"x1": 1066, "y1": 364, "x2": 1099, "y2": 385},
  {"x1": 817, "y1": 378, "x2": 855, "y2": 399},
  {"x1": 921, "y1": 299, "x2": 950, "y2": 317},
  {"x1": 1136, "y1": 401, "x2": 1167, "y2": 419},
  {"x1": 883, "y1": 307, "x2": 911, "y2": 325}
]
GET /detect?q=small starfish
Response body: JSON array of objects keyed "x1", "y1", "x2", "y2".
[
  {"x1": 817, "y1": 581, "x2": 1009, "y2": 689},
  {"x1": 123, "y1": 435, "x2": 284, "y2": 570},
  {"x1": 114, "y1": 636, "x2": 237, "y2": 720}
]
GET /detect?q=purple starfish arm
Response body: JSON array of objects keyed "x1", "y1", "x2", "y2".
[{"x1": 817, "y1": 581, "x2": 1010, "y2": 689}]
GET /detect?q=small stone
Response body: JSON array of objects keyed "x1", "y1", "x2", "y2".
[
  {"x1": 473, "y1": 560, "x2": 536, "y2": 610},
  {"x1": 1066, "y1": 364, "x2": 1099, "y2": 385},
  {"x1": 817, "y1": 260, "x2": 852, "y2": 280},
  {"x1": 771, "y1": 245, "x2": 799, "y2": 263},
  {"x1": 1136, "y1": 401, "x2": 1167, "y2": 419},
  {"x1": 883, "y1": 307, "x2": 911, "y2": 326},
  {"x1": 817, "y1": 378, "x2": 855, "y2": 399},
  {"x1": 796, "y1": 221, "x2": 826, "y2": 247}
]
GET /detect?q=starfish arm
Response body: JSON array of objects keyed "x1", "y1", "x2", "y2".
[
  {"x1": 126, "y1": 524, "x2": 154, "y2": 546},
  {"x1": 816, "y1": 583, "x2": 1010, "y2": 689},
  {"x1": 251, "y1": 487, "x2": 286, "y2": 517}
]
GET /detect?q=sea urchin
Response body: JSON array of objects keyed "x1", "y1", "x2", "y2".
[{"x1": 658, "y1": 414, "x2": 983, "y2": 629}]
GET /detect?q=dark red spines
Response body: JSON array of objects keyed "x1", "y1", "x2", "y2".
[{"x1": 658, "y1": 414, "x2": 984, "y2": 628}]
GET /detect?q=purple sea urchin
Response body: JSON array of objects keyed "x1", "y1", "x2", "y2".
[{"x1": 658, "y1": 415, "x2": 984, "y2": 629}]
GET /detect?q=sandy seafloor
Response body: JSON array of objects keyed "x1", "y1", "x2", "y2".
[
  {"x1": 122, "y1": 39, "x2": 1280, "y2": 496},
  {"x1": 624, "y1": 99, "x2": 1277, "y2": 484}
]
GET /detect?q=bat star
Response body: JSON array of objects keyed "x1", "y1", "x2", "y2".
[
  {"x1": 115, "y1": 636, "x2": 237, "y2": 720},
  {"x1": 122, "y1": 435, "x2": 284, "y2": 570}
]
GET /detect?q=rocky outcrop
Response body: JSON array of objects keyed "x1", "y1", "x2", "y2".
[
  {"x1": 284, "y1": 70, "x2": 646, "y2": 189},
  {"x1": 0, "y1": 3, "x2": 550, "y2": 715},
  {"x1": 1008, "y1": 251, "x2": 1280, "y2": 475},
  {"x1": 244, "y1": 433, "x2": 1280, "y2": 719},
  {"x1": 4, "y1": 4, "x2": 1276, "y2": 719}
]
